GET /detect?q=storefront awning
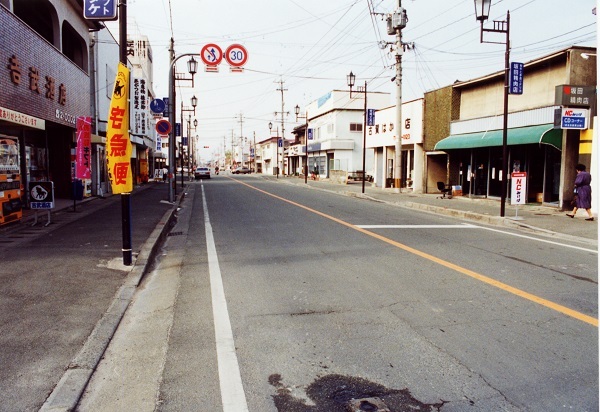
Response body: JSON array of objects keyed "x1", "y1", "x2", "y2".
[{"x1": 434, "y1": 124, "x2": 562, "y2": 151}]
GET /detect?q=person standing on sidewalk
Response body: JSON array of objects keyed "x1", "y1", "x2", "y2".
[{"x1": 566, "y1": 163, "x2": 594, "y2": 221}]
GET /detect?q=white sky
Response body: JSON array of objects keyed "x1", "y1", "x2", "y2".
[{"x1": 105, "y1": 0, "x2": 596, "y2": 161}]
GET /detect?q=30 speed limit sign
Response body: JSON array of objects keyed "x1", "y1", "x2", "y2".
[{"x1": 225, "y1": 44, "x2": 248, "y2": 68}]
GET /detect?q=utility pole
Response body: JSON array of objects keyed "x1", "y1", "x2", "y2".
[
  {"x1": 388, "y1": 1, "x2": 407, "y2": 193},
  {"x1": 237, "y1": 113, "x2": 244, "y2": 166},
  {"x1": 231, "y1": 130, "x2": 235, "y2": 167},
  {"x1": 275, "y1": 78, "x2": 288, "y2": 176}
]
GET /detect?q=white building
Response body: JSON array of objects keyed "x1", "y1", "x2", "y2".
[
  {"x1": 303, "y1": 89, "x2": 391, "y2": 178},
  {"x1": 367, "y1": 99, "x2": 424, "y2": 191}
]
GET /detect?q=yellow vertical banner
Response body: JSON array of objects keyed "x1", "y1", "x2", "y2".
[{"x1": 106, "y1": 63, "x2": 133, "y2": 194}]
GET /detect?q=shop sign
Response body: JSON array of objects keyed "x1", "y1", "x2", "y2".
[
  {"x1": 106, "y1": 63, "x2": 133, "y2": 194},
  {"x1": 83, "y1": 0, "x2": 117, "y2": 20},
  {"x1": 510, "y1": 172, "x2": 527, "y2": 205},
  {"x1": 509, "y1": 62, "x2": 524, "y2": 95},
  {"x1": 29, "y1": 181, "x2": 54, "y2": 209},
  {"x1": 7, "y1": 54, "x2": 67, "y2": 106},
  {"x1": 561, "y1": 108, "x2": 589, "y2": 130},
  {"x1": 131, "y1": 77, "x2": 148, "y2": 136},
  {"x1": 75, "y1": 117, "x2": 92, "y2": 179},
  {"x1": 555, "y1": 85, "x2": 595, "y2": 107},
  {"x1": 0, "y1": 106, "x2": 45, "y2": 130}
]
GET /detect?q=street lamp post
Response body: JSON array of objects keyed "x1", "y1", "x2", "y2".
[
  {"x1": 268, "y1": 121, "x2": 278, "y2": 179},
  {"x1": 294, "y1": 104, "x2": 309, "y2": 184},
  {"x1": 474, "y1": 0, "x2": 510, "y2": 217},
  {"x1": 347, "y1": 71, "x2": 356, "y2": 98},
  {"x1": 168, "y1": 52, "x2": 198, "y2": 203},
  {"x1": 180, "y1": 96, "x2": 197, "y2": 186},
  {"x1": 347, "y1": 72, "x2": 368, "y2": 194}
]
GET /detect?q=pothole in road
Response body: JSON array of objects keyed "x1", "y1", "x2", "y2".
[{"x1": 269, "y1": 373, "x2": 444, "y2": 411}]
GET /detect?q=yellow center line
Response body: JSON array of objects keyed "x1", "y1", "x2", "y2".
[{"x1": 229, "y1": 178, "x2": 598, "y2": 327}]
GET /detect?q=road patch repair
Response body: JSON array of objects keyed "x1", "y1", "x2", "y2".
[{"x1": 269, "y1": 373, "x2": 444, "y2": 411}]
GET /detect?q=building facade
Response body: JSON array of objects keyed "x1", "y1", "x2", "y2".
[
  {"x1": 303, "y1": 89, "x2": 390, "y2": 179},
  {"x1": 1, "y1": 0, "x2": 102, "y2": 214},
  {"x1": 428, "y1": 46, "x2": 596, "y2": 209}
]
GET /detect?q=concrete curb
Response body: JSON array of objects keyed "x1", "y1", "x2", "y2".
[{"x1": 39, "y1": 197, "x2": 180, "y2": 412}]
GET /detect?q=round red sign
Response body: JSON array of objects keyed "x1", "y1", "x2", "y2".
[{"x1": 225, "y1": 44, "x2": 248, "y2": 67}]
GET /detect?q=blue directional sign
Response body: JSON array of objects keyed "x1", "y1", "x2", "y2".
[
  {"x1": 509, "y1": 62, "x2": 524, "y2": 95},
  {"x1": 83, "y1": 0, "x2": 118, "y2": 20},
  {"x1": 162, "y1": 97, "x2": 170, "y2": 117},
  {"x1": 367, "y1": 109, "x2": 375, "y2": 126},
  {"x1": 150, "y1": 99, "x2": 166, "y2": 115}
]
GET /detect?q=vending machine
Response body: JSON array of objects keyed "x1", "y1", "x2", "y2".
[{"x1": 0, "y1": 135, "x2": 23, "y2": 225}]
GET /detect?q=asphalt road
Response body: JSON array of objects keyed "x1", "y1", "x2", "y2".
[{"x1": 74, "y1": 175, "x2": 597, "y2": 411}]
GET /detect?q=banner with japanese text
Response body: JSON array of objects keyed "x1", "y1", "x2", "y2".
[
  {"x1": 75, "y1": 116, "x2": 92, "y2": 179},
  {"x1": 106, "y1": 63, "x2": 133, "y2": 194}
]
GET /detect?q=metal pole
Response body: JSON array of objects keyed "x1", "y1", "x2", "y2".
[
  {"x1": 167, "y1": 51, "x2": 198, "y2": 202},
  {"x1": 305, "y1": 110, "x2": 309, "y2": 185},
  {"x1": 362, "y1": 81, "x2": 367, "y2": 194},
  {"x1": 119, "y1": 0, "x2": 132, "y2": 266},
  {"x1": 168, "y1": 38, "x2": 175, "y2": 203},
  {"x1": 394, "y1": 0, "x2": 403, "y2": 193},
  {"x1": 500, "y1": 11, "x2": 510, "y2": 217}
]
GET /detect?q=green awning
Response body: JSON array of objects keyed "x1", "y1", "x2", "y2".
[{"x1": 434, "y1": 124, "x2": 562, "y2": 151}]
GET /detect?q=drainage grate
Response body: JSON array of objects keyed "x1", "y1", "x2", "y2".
[{"x1": 168, "y1": 231, "x2": 184, "y2": 237}]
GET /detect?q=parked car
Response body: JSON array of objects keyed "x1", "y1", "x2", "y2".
[
  {"x1": 194, "y1": 167, "x2": 211, "y2": 179},
  {"x1": 233, "y1": 167, "x2": 251, "y2": 174}
]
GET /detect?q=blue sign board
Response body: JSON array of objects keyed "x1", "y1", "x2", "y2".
[
  {"x1": 182, "y1": 137, "x2": 188, "y2": 146},
  {"x1": 83, "y1": 0, "x2": 118, "y2": 20},
  {"x1": 175, "y1": 123, "x2": 181, "y2": 137},
  {"x1": 150, "y1": 99, "x2": 166, "y2": 114},
  {"x1": 307, "y1": 128, "x2": 313, "y2": 140},
  {"x1": 278, "y1": 138, "x2": 283, "y2": 148},
  {"x1": 561, "y1": 116, "x2": 587, "y2": 129},
  {"x1": 162, "y1": 97, "x2": 169, "y2": 117},
  {"x1": 509, "y1": 62, "x2": 524, "y2": 95},
  {"x1": 367, "y1": 109, "x2": 375, "y2": 126}
]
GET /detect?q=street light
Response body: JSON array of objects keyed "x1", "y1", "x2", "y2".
[
  {"x1": 268, "y1": 121, "x2": 279, "y2": 179},
  {"x1": 347, "y1": 71, "x2": 356, "y2": 98},
  {"x1": 474, "y1": 0, "x2": 510, "y2": 217},
  {"x1": 347, "y1": 72, "x2": 369, "y2": 194},
  {"x1": 180, "y1": 95, "x2": 197, "y2": 187},
  {"x1": 295, "y1": 104, "x2": 309, "y2": 184},
  {"x1": 168, "y1": 53, "x2": 198, "y2": 202}
]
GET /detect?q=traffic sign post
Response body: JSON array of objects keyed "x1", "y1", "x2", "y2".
[
  {"x1": 150, "y1": 98, "x2": 166, "y2": 115},
  {"x1": 201, "y1": 44, "x2": 223, "y2": 72},
  {"x1": 225, "y1": 44, "x2": 248, "y2": 72},
  {"x1": 156, "y1": 119, "x2": 172, "y2": 135}
]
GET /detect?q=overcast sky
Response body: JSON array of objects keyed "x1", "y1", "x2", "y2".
[{"x1": 105, "y1": 0, "x2": 596, "y2": 160}]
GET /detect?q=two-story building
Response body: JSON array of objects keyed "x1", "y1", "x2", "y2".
[
  {"x1": 427, "y1": 46, "x2": 596, "y2": 209},
  {"x1": 1, "y1": 0, "x2": 102, "y2": 208},
  {"x1": 302, "y1": 89, "x2": 391, "y2": 179}
]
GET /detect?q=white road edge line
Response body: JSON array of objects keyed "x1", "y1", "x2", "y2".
[
  {"x1": 356, "y1": 224, "x2": 477, "y2": 229},
  {"x1": 202, "y1": 184, "x2": 249, "y2": 412},
  {"x1": 357, "y1": 222, "x2": 596, "y2": 254},
  {"x1": 477, "y1": 225, "x2": 598, "y2": 254}
]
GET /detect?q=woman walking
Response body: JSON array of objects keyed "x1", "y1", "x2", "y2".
[{"x1": 566, "y1": 163, "x2": 594, "y2": 221}]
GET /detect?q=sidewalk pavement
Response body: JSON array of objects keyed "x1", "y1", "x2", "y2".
[
  {"x1": 262, "y1": 175, "x2": 598, "y2": 246},
  {"x1": 0, "y1": 177, "x2": 595, "y2": 411}
]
